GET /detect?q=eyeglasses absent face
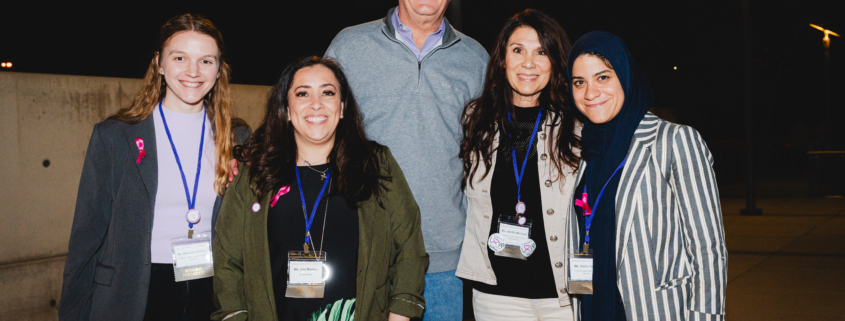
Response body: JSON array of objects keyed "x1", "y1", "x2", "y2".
[
  {"x1": 159, "y1": 31, "x2": 220, "y2": 111},
  {"x1": 571, "y1": 54, "x2": 625, "y2": 124},
  {"x1": 287, "y1": 65, "x2": 344, "y2": 148}
]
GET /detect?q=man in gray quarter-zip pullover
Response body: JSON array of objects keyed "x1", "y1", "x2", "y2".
[{"x1": 325, "y1": 1, "x2": 488, "y2": 319}]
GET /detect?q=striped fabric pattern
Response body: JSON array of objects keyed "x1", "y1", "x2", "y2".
[{"x1": 567, "y1": 113, "x2": 727, "y2": 321}]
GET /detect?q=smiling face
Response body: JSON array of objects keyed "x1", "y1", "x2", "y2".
[
  {"x1": 505, "y1": 26, "x2": 551, "y2": 107},
  {"x1": 571, "y1": 54, "x2": 625, "y2": 124},
  {"x1": 159, "y1": 31, "x2": 220, "y2": 113},
  {"x1": 288, "y1": 65, "x2": 344, "y2": 148}
]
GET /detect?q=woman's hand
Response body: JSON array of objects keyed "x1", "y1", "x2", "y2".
[
  {"x1": 388, "y1": 313, "x2": 411, "y2": 321},
  {"x1": 226, "y1": 159, "x2": 239, "y2": 187}
]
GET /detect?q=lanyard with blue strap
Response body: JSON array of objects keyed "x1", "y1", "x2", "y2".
[
  {"x1": 507, "y1": 108, "x2": 543, "y2": 226},
  {"x1": 574, "y1": 158, "x2": 626, "y2": 253},
  {"x1": 295, "y1": 166, "x2": 331, "y2": 254},
  {"x1": 158, "y1": 101, "x2": 206, "y2": 238}
]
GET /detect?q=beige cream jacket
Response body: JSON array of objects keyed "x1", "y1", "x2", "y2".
[{"x1": 456, "y1": 113, "x2": 580, "y2": 307}]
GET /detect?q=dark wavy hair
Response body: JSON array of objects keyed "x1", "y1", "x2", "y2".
[
  {"x1": 461, "y1": 9, "x2": 581, "y2": 189},
  {"x1": 239, "y1": 56, "x2": 386, "y2": 204}
]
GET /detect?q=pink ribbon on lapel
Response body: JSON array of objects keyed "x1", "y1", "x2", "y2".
[
  {"x1": 574, "y1": 192, "x2": 592, "y2": 216},
  {"x1": 135, "y1": 138, "x2": 146, "y2": 164},
  {"x1": 270, "y1": 185, "x2": 291, "y2": 207}
]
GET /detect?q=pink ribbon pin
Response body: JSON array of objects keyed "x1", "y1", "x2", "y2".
[
  {"x1": 270, "y1": 185, "x2": 291, "y2": 207},
  {"x1": 135, "y1": 138, "x2": 146, "y2": 164},
  {"x1": 574, "y1": 192, "x2": 592, "y2": 216}
]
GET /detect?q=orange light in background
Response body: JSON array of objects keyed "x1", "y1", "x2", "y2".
[
  {"x1": 1, "y1": 62, "x2": 6, "y2": 68},
  {"x1": 0, "y1": 62, "x2": 11, "y2": 68},
  {"x1": 810, "y1": 24, "x2": 840, "y2": 48}
]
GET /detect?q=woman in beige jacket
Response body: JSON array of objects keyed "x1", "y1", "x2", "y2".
[{"x1": 456, "y1": 9, "x2": 581, "y2": 321}]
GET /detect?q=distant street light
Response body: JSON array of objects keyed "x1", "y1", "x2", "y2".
[
  {"x1": 0, "y1": 62, "x2": 9, "y2": 68},
  {"x1": 810, "y1": 24, "x2": 840, "y2": 48}
]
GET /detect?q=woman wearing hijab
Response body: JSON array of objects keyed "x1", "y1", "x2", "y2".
[{"x1": 565, "y1": 31, "x2": 727, "y2": 320}]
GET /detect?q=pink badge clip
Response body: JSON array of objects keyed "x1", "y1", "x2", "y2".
[
  {"x1": 574, "y1": 192, "x2": 592, "y2": 216},
  {"x1": 270, "y1": 185, "x2": 291, "y2": 207},
  {"x1": 135, "y1": 138, "x2": 146, "y2": 164}
]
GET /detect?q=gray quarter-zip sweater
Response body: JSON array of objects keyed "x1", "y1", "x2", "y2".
[{"x1": 325, "y1": 7, "x2": 488, "y2": 273}]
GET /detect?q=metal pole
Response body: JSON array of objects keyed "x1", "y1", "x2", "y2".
[
  {"x1": 741, "y1": 0, "x2": 762, "y2": 216},
  {"x1": 823, "y1": 47, "x2": 831, "y2": 141}
]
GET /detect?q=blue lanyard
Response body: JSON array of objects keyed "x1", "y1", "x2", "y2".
[
  {"x1": 507, "y1": 108, "x2": 543, "y2": 202},
  {"x1": 295, "y1": 166, "x2": 331, "y2": 244},
  {"x1": 158, "y1": 101, "x2": 206, "y2": 229},
  {"x1": 584, "y1": 158, "x2": 627, "y2": 245}
]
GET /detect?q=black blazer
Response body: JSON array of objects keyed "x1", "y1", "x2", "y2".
[{"x1": 58, "y1": 115, "x2": 250, "y2": 321}]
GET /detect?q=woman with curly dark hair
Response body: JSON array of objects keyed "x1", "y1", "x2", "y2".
[
  {"x1": 212, "y1": 56, "x2": 427, "y2": 321},
  {"x1": 455, "y1": 9, "x2": 581, "y2": 321}
]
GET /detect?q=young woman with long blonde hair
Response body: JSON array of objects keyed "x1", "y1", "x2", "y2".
[{"x1": 59, "y1": 13, "x2": 249, "y2": 321}]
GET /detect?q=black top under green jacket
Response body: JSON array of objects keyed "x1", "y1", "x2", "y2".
[{"x1": 212, "y1": 146, "x2": 428, "y2": 321}]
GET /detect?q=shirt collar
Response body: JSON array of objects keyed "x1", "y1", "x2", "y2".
[{"x1": 391, "y1": 7, "x2": 446, "y2": 39}]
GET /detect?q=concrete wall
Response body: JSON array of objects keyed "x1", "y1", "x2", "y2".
[{"x1": 0, "y1": 71, "x2": 270, "y2": 319}]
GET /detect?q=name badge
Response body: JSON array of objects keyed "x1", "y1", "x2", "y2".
[
  {"x1": 286, "y1": 251, "x2": 328, "y2": 298},
  {"x1": 568, "y1": 253, "x2": 593, "y2": 294},
  {"x1": 489, "y1": 215, "x2": 536, "y2": 260},
  {"x1": 170, "y1": 231, "x2": 214, "y2": 282}
]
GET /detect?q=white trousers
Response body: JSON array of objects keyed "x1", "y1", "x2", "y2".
[{"x1": 472, "y1": 289, "x2": 574, "y2": 321}]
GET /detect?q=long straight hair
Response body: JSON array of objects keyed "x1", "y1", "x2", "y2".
[
  {"x1": 109, "y1": 13, "x2": 236, "y2": 195},
  {"x1": 461, "y1": 9, "x2": 581, "y2": 189},
  {"x1": 240, "y1": 56, "x2": 386, "y2": 205}
]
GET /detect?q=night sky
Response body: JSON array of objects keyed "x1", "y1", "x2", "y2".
[{"x1": 2, "y1": 0, "x2": 842, "y2": 184}]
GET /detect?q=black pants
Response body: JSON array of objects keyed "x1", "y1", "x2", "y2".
[{"x1": 143, "y1": 263, "x2": 215, "y2": 321}]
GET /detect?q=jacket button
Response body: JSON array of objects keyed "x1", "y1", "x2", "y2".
[
  {"x1": 560, "y1": 288, "x2": 566, "y2": 294},
  {"x1": 555, "y1": 262, "x2": 563, "y2": 268},
  {"x1": 550, "y1": 235, "x2": 558, "y2": 241},
  {"x1": 540, "y1": 153, "x2": 548, "y2": 160},
  {"x1": 547, "y1": 208, "x2": 554, "y2": 215},
  {"x1": 545, "y1": 180, "x2": 552, "y2": 187},
  {"x1": 540, "y1": 133, "x2": 547, "y2": 140}
]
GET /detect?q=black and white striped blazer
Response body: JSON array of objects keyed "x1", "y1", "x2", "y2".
[{"x1": 568, "y1": 113, "x2": 727, "y2": 321}]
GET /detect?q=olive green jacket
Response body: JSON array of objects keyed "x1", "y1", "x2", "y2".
[{"x1": 212, "y1": 147, "x2": 428, "y2": 321}]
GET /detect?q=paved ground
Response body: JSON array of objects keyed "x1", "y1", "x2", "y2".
[
  {"x1": 722, "y1": 197, "x2": 845, "y2": 320},
  {"x1": 460, "y1": 196, "x2": 845, "y2": 320}
]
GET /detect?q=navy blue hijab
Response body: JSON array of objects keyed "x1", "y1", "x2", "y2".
[{"x1": 567, "y1": 31, "x2": 653, "y2": 320}]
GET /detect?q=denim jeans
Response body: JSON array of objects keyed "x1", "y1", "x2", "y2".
[{"x1": 421, "y1": 270, "x2": 463, "y2": 320}]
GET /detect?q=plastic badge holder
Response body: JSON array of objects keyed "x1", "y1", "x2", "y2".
[
  {"x1": 568, "y1": 251, "x2": 593, "y2": 294},
  {"x1": 494, "y1": 215, "x2": 533, "y2": 260},
  {"x1": 170, "y1": 231, "x2": 214, "y2": 282},
  {"x1": 286, "y1": 251, "x2": 328, "y2": 298}
]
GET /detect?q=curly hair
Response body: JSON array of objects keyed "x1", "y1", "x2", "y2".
[{"x1": 238, "y1": 56, "x2": 387, "y2": 205}]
